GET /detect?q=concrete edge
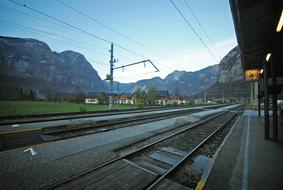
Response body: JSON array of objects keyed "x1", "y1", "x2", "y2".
[{"x1": 194, "y1": 114, "x2": 242, "y2": 190}]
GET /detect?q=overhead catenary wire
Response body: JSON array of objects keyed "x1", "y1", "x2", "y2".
[
  {"x1": 7, "y1": 0, "x2": 112, "y2": 44},
  {"x1": 169, "y1": 0, "x2": 219, "y2": 63},
  {"x1": 0, "y1": 20, "x2": 109, "y2": 68},
  {"x1": 0, "y1": 4, "x2": 67, "y2": 29},
  {"x1": 55, "y1": 0, "x2": 176, "y2": 66},
  {"x1": 183, "y1": 0, "x2": 222, "y2": 59},
  {"x1": 0, "y1": 5, "x2": 108, "y2": 51},
  {"x1": 0, "y1": 19, "x2": 109, "y2": 58},
  {"x1": 6, "y1": 0, "x2": 177, "y2": 72},
  {"x1": 6, "y1": 1, "x2": 172, "y2": 77},
  {"x1": 7, "y1": 0, "x2": 163, "y2": 67},
  {"x1": 2, "y1": 1, "x2": 171, "y2": 83}
]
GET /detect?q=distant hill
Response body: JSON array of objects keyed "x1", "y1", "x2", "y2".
[
  {"x1": 0, "y1": 36, "x2": 107, "y2": 94},
  {"x1": 123, "y1": 65, "x2": 219, "y2": 96}
]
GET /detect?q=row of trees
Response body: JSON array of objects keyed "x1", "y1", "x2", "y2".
[
  {"x1": 0, "y1": 86, "x2": 86, "y2": 103},
  {"x1": 0, "y1": 85, "x2": 161, "y2": 105},
  {"x1": 45, "y1": 90, "x2": 86, "y2": 103},
  {"x1": 0, "y1": 86, "x2": 37, "y2": 101}
]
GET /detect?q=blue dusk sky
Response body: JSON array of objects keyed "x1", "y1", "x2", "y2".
[{"x1": 0, "y1": 0, "x2": 237, "y2": 82}]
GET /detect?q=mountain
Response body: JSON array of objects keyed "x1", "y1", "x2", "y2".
[
  {"x1": 0, "y1": 36, "x2": 247, "y2": 98},
  {"x1": 0, "y1": 36, "x2": 107, "y2": 93}
]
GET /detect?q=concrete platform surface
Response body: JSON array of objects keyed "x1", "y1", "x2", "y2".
[
  {"x1": 190, "y1": 104, "x2": 241, "y2": 118},
  {"x1": 205, "y1": 110, "x2": 283, "y2": 190}
]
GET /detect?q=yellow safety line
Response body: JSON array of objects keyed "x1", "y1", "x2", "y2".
[{"x1": 195, "y1": 180, "x2": 205, "y2": 190}]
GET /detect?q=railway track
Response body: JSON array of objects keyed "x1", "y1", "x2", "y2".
[
  {"x1": 0, "y1": 104, "x2": 227, "y2": 125},
  {"x1": 0, "y1": 104, "x2": 229, "y2": 125},
  {"x1": 42, "y1": 105, "x2": 244, "y2": 190},
  {"x1": 0, "y1": 108, "x2": 202, "y2": 151},
  {"x1": 0, "y1": 106, "x2": 183, "y2": 125}
]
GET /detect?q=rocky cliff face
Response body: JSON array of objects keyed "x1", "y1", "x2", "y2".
[
  {"x1": 0, "y1": 36, "x2": 107, "y2": 93},
  {"x1": 218, "y1": 46, "x2": 243, "y2": 83},
  {"x1": 204, "y1": 46, "x2": 249, "y2": 99}
]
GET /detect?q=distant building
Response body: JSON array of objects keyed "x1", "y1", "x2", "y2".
[
  {"x1": 194, "y1": 98, "x2": 204, "y2": 105},
  {"x1": 130, "y1": 92, "x2": 139, "y2": 104},
  {"x1": 85, "y1": 98, "x2": 99, "y2": 104},
  {"x1": 119, "y1": 93, "x2": 132, "y2": 104},
  {"x1": 156, "y1": 90, "x2": 170, "y2": 105},
  {"x1": 171, "y1": 93, "x2": 186, "y2": 105}
]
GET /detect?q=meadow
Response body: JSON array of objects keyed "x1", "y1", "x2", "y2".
[{"x1": 0, "y1": 101, "x2": 139, "y2": 116}]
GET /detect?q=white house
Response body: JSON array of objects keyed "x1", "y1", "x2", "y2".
[{"x1": 85, "y1": 98, "x2": 99, "y2": 104}]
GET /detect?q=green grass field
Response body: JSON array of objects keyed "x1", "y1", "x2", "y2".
[{"x1": 0, "y1": 101, "x2": 139, "y2": 116}]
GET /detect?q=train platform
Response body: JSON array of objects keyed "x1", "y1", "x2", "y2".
[{"x1": 204, "y1": 110, "x2": 283, "y2": 190}]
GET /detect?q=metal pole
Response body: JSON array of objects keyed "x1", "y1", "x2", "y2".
[
  {"x1": 252, "y1": 82, "x2": 254, "y2": 102},
  {"x1": 263, "y1": 60, "x2": 270, "y2": 140},
  {"x1": 117, "y1": 82, "x2": 120, "y2": 106},
  {"x1": 204, "y1": 90, "x2": 206, "y2": 104},
  {"x1": 109, "y1": 43, "x2": 114, "y2": 110},
  {"x1": 258, "y1": 80, "x2": 261, "y2": 117},
  {"x1": 271, "y1": 56, "x2": 278, "y2": 141}
]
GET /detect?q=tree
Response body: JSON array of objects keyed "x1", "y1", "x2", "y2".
[
  {"x1": 135, "y1": 88, "x2": 147, "y2": 108},
  {"x1": 97, "y1": 92, "x2": 108, "y2": 104},
  {"x1": 29, "y1": 89, "x2": 35, "y2": 101},
  {"x1": 147, "y1": 86, "x2": 159, "y2": 105},
  {"x1": 75, "y1": 92, "x2": 86, "y2": 103},
  {"x1": 72, "y1": 86, "x2": 86, "y2": 103}
]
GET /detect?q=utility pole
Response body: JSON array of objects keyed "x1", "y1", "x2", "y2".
[
  {"x1": 107, "y1": 47, "x2": 159, "y2": 110},
  {"x1": 108, "y1": 42, "x2": 118, "y2": 110},
  {"x1": 204, "y1": 90, "x2": 207, "y2": 104},
  {"x1": 117, "y1": 82, "x2": 120, "y2": 106}
]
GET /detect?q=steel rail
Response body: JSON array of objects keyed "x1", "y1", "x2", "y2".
[
  {"x1": 145, "y1": 111, "x2": 238, "y2": 189},
  {"x1": 0, "y1": 105, "x2": 194, "y2": 125},
  {"x1": 0, "y1": 104, "x2": 230, "y2": 126},
  {"x1": 42, "y1": 110, "x2": 230, "y2": 190},
  {"x1": 0, "y1": 109, "x2": 200, "y2": 151},
  {"x1": 42, "y1": 109, "x2": 198, "y2": 134}
]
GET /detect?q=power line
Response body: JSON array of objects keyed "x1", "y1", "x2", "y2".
[
  {"x1": 0, "y1": 4, "x2": 65, "y2": 28},
  {"x1": 0, "y1": 20, "x2": 109, "y2": 68},
  {"x1": 0, "y1": 4, "x2": 111, "y2": 52},
  {"x1": 183, "y1": 0, "x2": 222, "y2": 59},
  {"x1": 55, "y1": 0, "x2": 176, "y2": 65},
  {"x1": 6, "y1": 0, "x2": 176, "y2": 72},
  {"x1": 0, "y1": 19, "x2": 108, "y2": 57},
  {"x1": 7, "y1": 0, "x2": 161, "y2": 68},
  {"x1": 8, "y1": 0, "x2": 111, "y2": 43},
  {"x1": 169, "y1": 0, "x2": 219, "y2": 63}
]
